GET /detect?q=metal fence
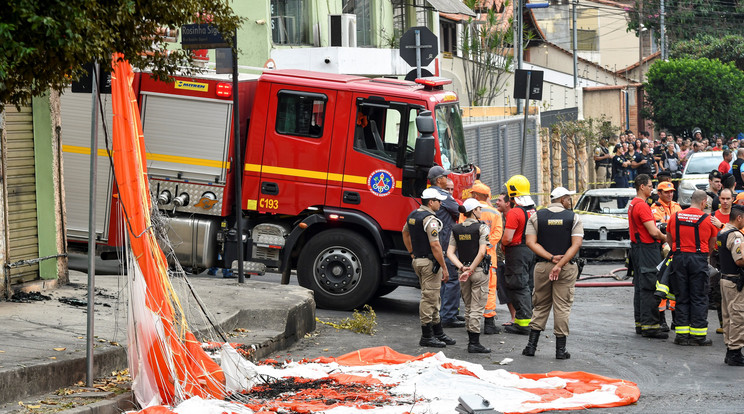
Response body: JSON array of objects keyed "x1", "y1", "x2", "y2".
[{"x1": 463, "y1": 116, "x2": 540, "y2": 196}]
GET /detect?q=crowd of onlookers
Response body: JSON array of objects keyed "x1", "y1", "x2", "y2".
[{"x1": 594, "y1": 128, "x2": 743, "y2": 189}]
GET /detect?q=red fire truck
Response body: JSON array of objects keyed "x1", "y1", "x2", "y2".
[{"x1": 61, "y1": 69, "x2": 475, "y2": 310}]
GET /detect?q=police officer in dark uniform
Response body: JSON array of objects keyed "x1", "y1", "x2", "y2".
[
  {"x1": 716, "y1": 204, "x2": 744, "y2": 366},
  {"x1": 447, "y1": 198, "x2": 492, "y2": 353},
  {"x1": 667, "y1": 189, "x2": 719, "y2": 346},
  {"x1": 612, "y1": 144, "x2": 631, "y2": 207},
  {"x1": 402, "y1": 187, "x2": 457, "y2": 348},
  {"x1": 523, "y1": 187, "x2": 584, "y2": 359}
]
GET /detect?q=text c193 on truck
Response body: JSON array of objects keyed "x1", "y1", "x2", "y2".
[{"x1": 61, "y1": 69, "x2": 475, "y2": 310}]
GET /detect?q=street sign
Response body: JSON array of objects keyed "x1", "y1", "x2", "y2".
[
  {"x1": 513, "y1": 69, "x2": 544, "y2": 100},
  {"x1": 399, "y1": 26, "x2": 438, "y2": 67},
  {"x1": 181, "y1": 24, "x2": 229, "y2": 49},
  {"x1": 71, "y1": 62, "x2": 111, "y2": 94},
  {"x1": 404, "y1": 68, "x2": 433, "y2": 81}
]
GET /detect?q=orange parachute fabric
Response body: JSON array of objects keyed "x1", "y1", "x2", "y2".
[{"x1": 110, "y1": 54, "x2": 225, "y2": 405}]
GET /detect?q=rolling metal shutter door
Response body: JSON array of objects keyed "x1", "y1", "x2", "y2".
[
  {"x1": 59, "y1": 90, "x2": 114, "y2": 241},
  {"x1": 139, "y1": 94, "x2": 231, "y2": 183},
  {"x1": 4, "y1": 104, "x2": 40, "y2": 284}
]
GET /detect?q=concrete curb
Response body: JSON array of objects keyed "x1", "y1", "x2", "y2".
[
  {"x1": 59, "y1": 392, "x2": 137, "y2": 414},
  {"x1": 0, "y1": 347, "x2": 128, "y2": 406}
]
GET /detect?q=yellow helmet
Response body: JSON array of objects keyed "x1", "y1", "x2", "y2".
[{"x1": 506, "y1": 175, "x2": 530, "y2": 198}]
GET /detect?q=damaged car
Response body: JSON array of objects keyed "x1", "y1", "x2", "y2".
[{"x1": 573, "y1": 188, "x2": 634, "y2": 259}]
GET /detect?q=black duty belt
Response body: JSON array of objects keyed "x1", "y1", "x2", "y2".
[{"x1": 722, "y1": 274, "x2": 740, "y2": 282}]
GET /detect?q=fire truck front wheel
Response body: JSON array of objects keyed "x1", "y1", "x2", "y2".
[{"x1": 297, "y1": 229, "x2": 380, "y2": 310}]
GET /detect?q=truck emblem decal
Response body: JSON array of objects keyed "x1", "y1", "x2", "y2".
[
  {"x1": 175, "y1": 80, "x2": 209, "y2": 92},
  {"x1": 194, "y1": 197, "x2": 219, "y2": 210},
  {"x1": 368, "y1": 169, "x2": 394, "y2": 197}
]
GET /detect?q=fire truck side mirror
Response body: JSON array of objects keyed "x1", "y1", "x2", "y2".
[{"x1": 414, "y1": 111, "x2": 435, "y2": 168}]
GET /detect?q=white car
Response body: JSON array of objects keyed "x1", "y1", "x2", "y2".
[
  {"x1": 573, "y1": 188, "x2": 635, "y2": 258},
  {"x1": 677, "y1": 151, "x2": 723, "y2": 206}
]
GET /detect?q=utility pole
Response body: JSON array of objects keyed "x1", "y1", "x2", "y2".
[
  {"x1": 572, "y1": 0, "x2": 578, "y2": 89},
  {"x1": 660, "y1": 0, "x2": 666, "y2": 60}
]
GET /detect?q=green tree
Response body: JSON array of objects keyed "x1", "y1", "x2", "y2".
[
  {"x1": 1, "y1": 1, "x2": 241, "y2": 110},
  {"x1": 460, "y1": 0, "x2": 515, "y2": 106},
  {"x1": 643, "y1": 58, "x2": 744, "y2": 136},
  {"x1": 669, "y1": 34, "x2": 744, "y2": 71},
  {"x1": 627, "y1": 0, "x2": 744, "y2": 43}
]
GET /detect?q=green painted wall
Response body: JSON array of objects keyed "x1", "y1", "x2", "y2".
[
  {"x1": 231, "y1": 0, "x2": 399, "y2": 67},
  {"x1": 32, "y1": 93, "x2": 59, "y2": 279}
]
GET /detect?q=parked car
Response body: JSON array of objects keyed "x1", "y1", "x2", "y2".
[
  {"x1": 678, "y1": 151, "x2": 723, "y2": 206},
  {"x1": 573, "y1": 188, "x2": 635, "y2": 259}
]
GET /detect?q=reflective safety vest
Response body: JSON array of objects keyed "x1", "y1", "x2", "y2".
[
  {"x1": 452, "y1": 222, "x2": 481, "y2": 264},
  {"x1": 408, "y1": 209, "x2": 435, "y2": 257}
]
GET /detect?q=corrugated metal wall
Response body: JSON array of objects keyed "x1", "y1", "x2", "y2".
[
  {"x1": 3, "y1": 104, "x2": 41, "y2": 284},
  {"x1": 463, "y1": 116, "x2": 540, "y2": 196}
]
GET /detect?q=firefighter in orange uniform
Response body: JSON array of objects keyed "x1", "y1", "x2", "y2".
[
  {"x1": 471, "y1": 183, "x2": 503, "y2": 334},
  {"x1": 650, "y1": 181, "x2": 682, "y2": 331},
  {"x1": 667, "y1": 189, "x2": 719, "y2": 346}
]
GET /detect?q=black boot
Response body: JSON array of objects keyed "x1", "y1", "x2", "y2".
[
  {"x1": 504, "y1": 324, "x2": 530, "y2": 335},
  {"x1": 555, "y1": 335, "x2": 571, "y2": 359},
  {"x1": 419, "y1": 324, "x2": 446, "y2": 348},
  {"x1": 432, "y1": 322, "x2": 456, "y2": 345},
  {"x1": 689, "y1": 335, "x2": 712, "y2": 346},
  {"x1": 467, "y1": 331, "x2": 491, "y2": 353},
  {"x1": 725, "y1": 349, "x2": 735, "y2": 365},
  {"x1": 483, "y1": 317, "x2": 501, "y2": 335},
  {"x1": 641, "y1": 328, "x2": 669, "y2": 339},
  {"x1": 726, "y1": 348, "x2": 744, "y2": 366},
  {"x1": 673, "y1": 333, "x2": 690, "y2": 346},
  {"x1": 522, "y1": 330, "x2": 541, "y2": 357}
]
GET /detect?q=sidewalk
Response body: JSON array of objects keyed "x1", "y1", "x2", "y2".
[{"x1": 0, "y1": 269, "x2": 315, "y2": 413}]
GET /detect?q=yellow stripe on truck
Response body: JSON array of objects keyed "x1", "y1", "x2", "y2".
[
  {"x1": 245, "y1": 163, "x2": 402, "y2": 188},
  {"x1": 62, "y1": 145, "x2": 230, "y2": 169}
]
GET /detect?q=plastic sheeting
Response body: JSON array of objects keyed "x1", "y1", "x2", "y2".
[{"x1": 127, "y1": 346, "x2": 639, "y2": 414}]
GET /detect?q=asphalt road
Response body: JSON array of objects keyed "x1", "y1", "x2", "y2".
[
  {"x1": 262, "y1": 261, "x2": 744, "y2": 414},
  {"x1": 67, "y1": 255, "x2": 744, "y2": 412}
]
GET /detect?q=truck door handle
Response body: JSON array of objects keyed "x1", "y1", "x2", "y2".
[
  {"x1": 343, "y1": 191, "x2": 360, "y2": 205},
  {"x1": 261, "y1": 182, "x2": 279, "y2": 195}
]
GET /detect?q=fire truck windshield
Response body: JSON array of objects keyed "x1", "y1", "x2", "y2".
[{"x1": 434, "y1": 103, "x2": 468, "y2": 171}]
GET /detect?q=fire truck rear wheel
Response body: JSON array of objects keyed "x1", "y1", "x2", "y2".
[{"x1": 297, "y1": 229, "x2": 380, "y2": 310}]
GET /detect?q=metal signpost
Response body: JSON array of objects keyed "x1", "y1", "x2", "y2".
[
  {"x1": 181, "y1": 24, "x2": 245, "y2": 284},
  {"x1": 71, "y1": 61, "x2": 112, "y2": 386},
  {"x1": 513, "y1": 69, "x2": 544, "y2": 174}
]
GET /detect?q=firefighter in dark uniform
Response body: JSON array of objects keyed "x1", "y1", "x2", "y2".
[
  {"x1": 717, "y1": 204, "x2": 744, "y2": 366},
  {"x1": 667, "y1": 189, "x2": 719, "y2": 346},
  {"x1": 628, "y1": 174, "x2": 668, "y2": 338},
  {"x1": 446, "y1": 198, "x2": 492, "y2": 353},
  {"x1": 523, "y1": 187, "x2": 584, "y2": 359},
  {"x1": 402, "y1": 187, "x2": 457, "y2": 348}
]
